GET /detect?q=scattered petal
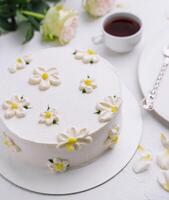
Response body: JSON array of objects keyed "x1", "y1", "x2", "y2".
[{"x1": 158, "y1": 170, "x2": 169, "y2": 192}]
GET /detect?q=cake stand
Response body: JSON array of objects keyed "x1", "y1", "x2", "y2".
[{"x1": 0, "y1": 78, "x2": 143, "y2": 195}]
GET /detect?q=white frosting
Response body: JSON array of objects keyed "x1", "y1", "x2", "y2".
[
  {"x1": 47, "y1": 158, "x2": 69, "y2": 173},
  {"x1": 156, "y1": 134, "x2": 169, "y2": 170},
  {"x1": 0, "y1": 48, "x2": 121, "y2": 170},
  {"x1": 2, "y1": 95, "x2": 30, "y2": 119},
  {"x1": 96, "y1": 96, "x2": 122, "y2": 122},
  {"x1": 79, "y1": 75, "x2": 97, "y2": 94},
  {"x1": 56, "y1": 127, "x2": 92, "y2": 152},
  {"x1": 29, "y1": 66, "x2": 61, "y2": 91},
  {"x1": 39, "y1": 106, "x2": 60, "y2": 126},
  {"x1": 158, "y1": 170, "x2": 169, "y2": 192},
  {"x1": 74, "y1": 49, "x2": 99, "y2": 64},
  {"x1": 132, "y1": 145, "x2": 153, "y2": 174}
]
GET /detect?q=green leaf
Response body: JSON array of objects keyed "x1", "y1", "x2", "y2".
[
  {"x1": 27, "y1": 16, "x2": 40, "y2": 31},
  {"x1": 0, "y1": 17, "x2": 17, "y2": 31},
  {"x1": 23, "y1": 22, "x2": 34, "y2": 44}
]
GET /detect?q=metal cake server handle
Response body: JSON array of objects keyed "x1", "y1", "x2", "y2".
[{"x1": 142, "y1": 45, "x2": 169, "y2": 111}]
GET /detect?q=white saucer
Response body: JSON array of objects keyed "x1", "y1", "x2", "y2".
[
  {"x1": 0, "y1": 81, "x2": 142, "y2": 195},
  {"x1": 138, "y1": 31, "x2": 169, "y2": 124}
]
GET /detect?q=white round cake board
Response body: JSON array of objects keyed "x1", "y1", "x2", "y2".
[
  {"x1": 0, "y1": 80, "x2": 142, "y2": 195},
  {"x1": 138, "y1": 31, "x2": 169, "y2": 124}
]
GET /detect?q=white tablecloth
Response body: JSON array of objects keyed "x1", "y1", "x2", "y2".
[{"x1": 0, "y1": 0, "x2": 169, "y2": 199}]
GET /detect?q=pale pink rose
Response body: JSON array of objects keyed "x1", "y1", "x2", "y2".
[
  {"x1": 59, "y1": 16, "x2": 78, "y2": 44},
  {"x1": 84, "y1": 0, "x2": 115, "y2": 17}
]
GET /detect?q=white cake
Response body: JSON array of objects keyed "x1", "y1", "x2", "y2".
[{"x1": 0, "y1": 48, "x2": 122, "y2": 173}]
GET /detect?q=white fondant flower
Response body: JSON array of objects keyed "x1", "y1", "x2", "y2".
[
  {"x1": 23, "y1": 54, "x2": 32, "y2": 64},
  {"x1": 8, "y1": 54, "x2": 32, "y2": 73},
  {"x1": 158, "y1": 170, "x2": 169, "y2": 192},
  {"x1": 41, "y1": 5, "x2": 78, "y2": 45},
  {"x1": 29, "y1": 66, "x2": 61, "y2": 91},
  {"x1": 39, "y1": 106, "x2": 60, "y2": 126},
  {"x1": 2, "y1": 95, "x2": 31, "y2": 119},
  {"x1": 104, "y1": 125, "x2": 120, "y2": 149},
  {"x1": 156, "y1": 134, "x2": 169, "y2": 170},
  {"x1": 96, "y1": 95, "x2": 122, "y2": 123},
  {"x1": 2, "y1": 132, "x2": 21, "y2": 152},
  {"x1": 56, "y1": 128, "x2": 92, "y2": 152},
  {"x1": 73, "y1": 49, "x2": 99, "y2": 64},
  {"x1": 132, "y1": 145, "x2": 153, "y2": 174},
  {"x1": 84, "y1": 0, "x2": 114, "y2": 17},
  {"x1": 47, "y1": 158, "x2": 69, "y2": 173},
  {"x1": 79, "y1": 75, "x2": 97, "y2": 94}
]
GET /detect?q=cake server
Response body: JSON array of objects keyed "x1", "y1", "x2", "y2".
[{"x1": 142, "y1": 45, "x2": 169, "y2": 111}]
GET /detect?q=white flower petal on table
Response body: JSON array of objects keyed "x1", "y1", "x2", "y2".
[
  {"x1": 132, "y1": 158, "x2": 152, "y2": 174},
  {"x1": 161, "y1": 133, "x2": 169, "y2": 149},
  {"x1": 98, "y1": 110, "x2": 112, "y2": 122},
  {"x1": 157, "y1": 150, "x2": 169, "y2": 170},
  {"x1": 157, "y1": 170, "x2": 169, "y2": 192},
  {"x1": 82, "y1": 55, "x2": 91, "y2": 64},
  {"x1": 132, "y1": 147, "x2": 153, "y2": 174}
]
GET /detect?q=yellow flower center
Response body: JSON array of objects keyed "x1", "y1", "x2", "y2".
[
  {"x1": 11, "y1": 103, "x2": 18, "y2": 109},
  {"x1": 54, "y1": 162, "x2": 65, "y2": 172},
  {"x1": 41, "y1": 73, "x2": 49, "y2": 80},
  {"x1": 111, "y1": 134, "x2": 119, "y2": 144},
  {"x1": 65, "y1": 137, "x2": 77, "y2": 152},
  {"x1": 87, "y1": 49, "x2": 95, "y2": 55},
  {"x1": 68, "y1": 137, "x2": 77, "y2": 144},
  {"x1": 111, "y1": 106, "x2": 118, "y2": 113},
  {"x1": 17, "y1": 58, "x2": 22, "y2": 64},
  {"x1": 44, "y1": 111, "x2": 52, "y2": 119},
  {"x1": 84, "y1": 79, "x2": 92, "y2": 86}
]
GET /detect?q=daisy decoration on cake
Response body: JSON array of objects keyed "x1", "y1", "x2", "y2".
[
  {"x1": 2, "y1": 95, "x2": 31, "y2": 119},
  {"x1": 95, "y1": 95, "x2": 122, "y2": 122},
  {"x1": 73, "y1": 49, "x2": 99, "y2": 64},
  {"x1": 39, "y1": 106, "x2": 60, "y2": 126},
  {"x1": 56, "y1": 127, "x2": 93, "y2": 152},
  {"x1": 79, "y1": 75, "x2": 97, "y2": 93},
  {"x1": 47, "y1": 158, "x2": 69, "y2": 173},
  {"x1": 29, "y1": 66, "x2": 61, "y2": 91}
]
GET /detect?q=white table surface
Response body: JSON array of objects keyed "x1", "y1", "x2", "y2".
[{"x1": 0, "y1": 0, "x2": 169, "y2": 199}]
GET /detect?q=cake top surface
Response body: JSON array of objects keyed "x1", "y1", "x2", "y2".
[{"x1": 0, "y1": 48, "x2": 120, "y2": 144}]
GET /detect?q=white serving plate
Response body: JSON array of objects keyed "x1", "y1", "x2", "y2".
[
  {"x1": 138, "y1": 31, "x2": 169, "y2": 124},
  {"x1": 0, "y1": 80, "x2": 143, "y2": 195}
]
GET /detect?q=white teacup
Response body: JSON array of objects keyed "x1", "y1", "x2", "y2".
[{"x1": 92, "y1": 12, "x2": 142, "y2": 53}]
